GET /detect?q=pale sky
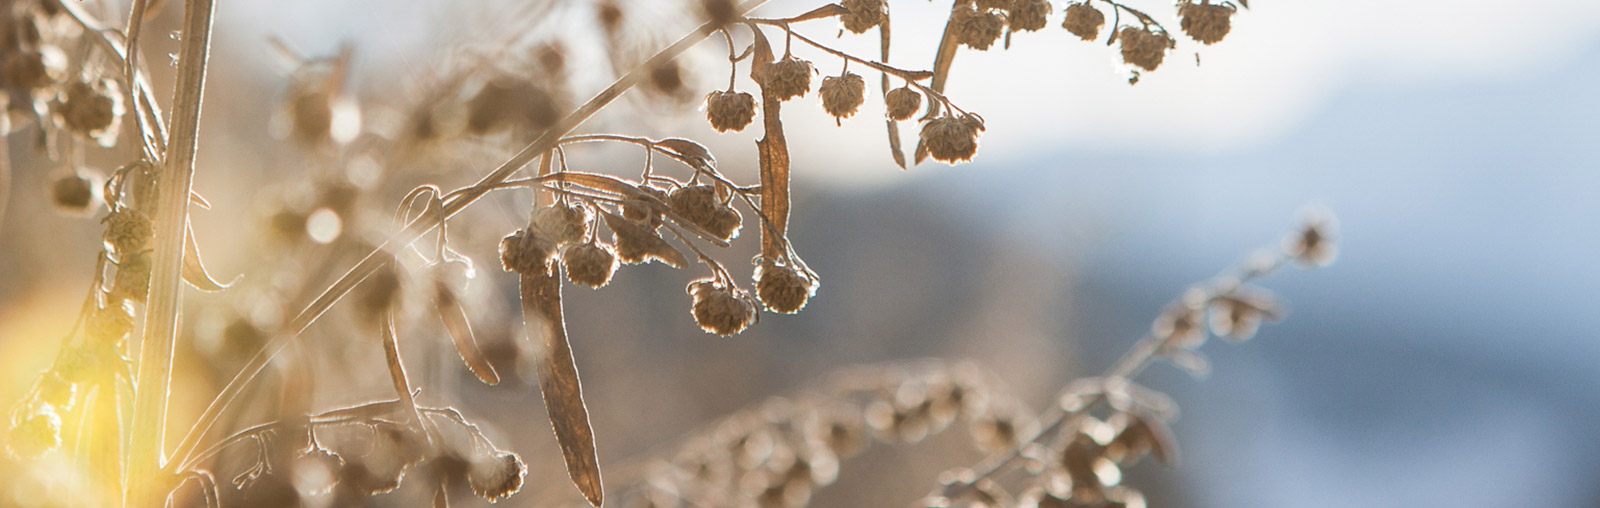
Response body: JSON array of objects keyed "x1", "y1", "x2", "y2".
[{"x1": 222, "y1": 0, "x2": 1600, "y2": 184}]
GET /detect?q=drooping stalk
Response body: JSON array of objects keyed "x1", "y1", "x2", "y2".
[{"x1": 127, "y1": 0, "x2": 215, "y2": 505}]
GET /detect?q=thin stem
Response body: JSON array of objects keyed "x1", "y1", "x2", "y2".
[{"x1": 165, "y1": 0, "x2": 774, "y2": 474}]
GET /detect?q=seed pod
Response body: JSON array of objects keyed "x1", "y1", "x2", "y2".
[
  {"x1": 1008, "y1": 0, "x2": 1052, "y2": 32},
  {"x1": 819, "y1": 72, "x2": 866, "y2": 122},
  {"x1": 688, "y1": 279, "x2": 757, "y2": 336},
  {"x1": 760, "y1": 57, "x2": 814, "y2": 102},
  {"x1": 533, "y1": 202, "x2": 594, "y2": 246},
  {"x1": 469, "y1": 451, "x2": 526, "y2": 501},
  {"x1": 1153, "y1": 299, "x2": 1206, "y2": 349},
  {"x1": 919, "y1": 113, "x2": 985, "y2": 163},
  {"x1": 705, "y1": 90, "x2": 757, "y2": 132},
  {"x1": 50, "y1": 170, "x2": 98, "y2": 216},
  {"x1": 953, "y1": 6, "x2": 1006, "y2": 51},
  {"x1": 103, "y1": 209, "x2": 153, "y2": 257},
  {"x1": 754, "y1": 262, "x2": 815, "y2": 314},
  {"x1": 1062, "y1": 2, "x2": 1105, "y2": 41},
  {"x1": 499, "y1": 228, "x2": 555, "y2": 277},
  {"x1": 6, "y1": 408, "x2": 62, "y2": 458},
  {"x1": 1118, "y1": 27, "x2": 1175, "y2": 71},
  {"x1": 885, "y1": 86, "x2": 923, "y2": 121},
  {"x1": 1207, "y1": 290, "x2": 1281, "y2": 342},
  {"x1": 112, "y1": 251, "x2": 152, "y2": 302},
  {"x1": 1104, "y1": 411, "x2": 1179, "y2": 466},
  {"x1": 563, "y1": 242, "x2": 619, "y2": 288},
  {"x1": 669, "y1": 184, "x2": 742, "y2": 241},
  {"x1": 1179, "y1": 0, "x2": 1235, "y2": 45},
  {"x1": 840, "y1": 0, "x2": 886, "y2": 33}
]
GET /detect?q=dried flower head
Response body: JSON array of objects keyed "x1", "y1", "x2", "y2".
[
  {"x1": 688, "y1": 279, "x2": 758, "y2": 336},
  {"x1": 1287, "y1": 212, "x2": 1337, "y2": 268},
  {"x1": 6, "y1": 408, "x2": 61, "y2": 459},
  {"x1": 58, "y1": 77, "x2": 123, "y2": 145},
  {"x1": 1104, "y1": 411, "x2": 1178, "y2": 466},
  {"x1": 819, "y1": 72, "x2": 866, "y2": 122},
  {"x1": 919, "y1": 113, "x2": 985, "y2": 163},
  {"x1": 1118, "y1": 26, "x2": 1175, "y2": 71},
  {"x1": 885, "y1": 86, "x2": 923, "y2": 121},
  {"x1": 468, "y1": 451, "x2": 526, "y2": 501},
  {"x1": 1, "y1": 49, "x2": 60, "y2": 92},
  {"x1": 761, "y1": 57, "x2": 814, "y2": 102},
  {"x1": 87, "y1": 301, "x2": 135, "y2": 346},
  {"x1": 1179, "y1": 0, "x2": 1235, "y2": 45},
  {"x1": 1153, "y1": 299, "x2": 1206, "y2": 350},
  {"x1": 705, "y1": 90, "x2": 757, "y2": 132},
  {"x1": 976, "y1": 0, "x2": 1013, "y2": 10},
  {"x1": 953, "y1": 6, "x2": 1007, "y2": 51},
  {"x1": 563, "y1": 242, "x2": 619, "y2": 288},
  {"x1": 467, "y1": 78, "x2": 559, "y2": 134},
  {"x1": 1206, "y1": 289, "x2": 1281, "y2": 342},
  {"x1": 533, "y1": 201, "x2": 594, "y2": 246},
  {"x1": 669, "y1": 184, "x2": 742, "y2": 241},
  {"x1": 1062, "y1": 2, "x2": 1106, "y2": 41},
  {"x1": 50, "y1": 170, "x2": 98, "y2": 216},
  {"x1": 499, "y1": 228, "x2": 555, "y2": 277},
  {"x1": 840, "y1": 0, "x2": 887, "y2": 34},
  {"x1": 622, "y1": 185, "x2": 671, "y2": 225},
  {"x1": 649, "y1": 59, "x2": 686, "y2": 95},
  {"x1": 103, "y1": 208, "x2": 153, "y2": 256},
  {"x1": 111, "y1": 251, "x2": 152, "y2": 302},
  {"x1": 754, "y1": 261, "x2": 815, "y2": 314},
  {"x1": 1008, "y1": 0, "x2": 1053, "y2": 32}
]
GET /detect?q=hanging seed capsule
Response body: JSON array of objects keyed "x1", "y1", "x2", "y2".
[
  {"x1": 563, "y1": 242, "x2": 619, "y2": 288},
  {"x1": 688, "y1": 279, "x2": 757, "y2": 336},
  {"x1": 1179, "y1": 0, "x2": 1236, "y2": 45},
  {"x1": 1062, "y1": 2, "x2": 1106, "y2": 41},
  {"x1": 885, "y1": 86, "x2": 923, "y2": 121},
  {"x1": 840, "y1": 0, "x2": 886, "y2": 34},
  {"x1": 760, "y1": 57, "x2": 814, "y2": 102},
  {"x1": 705, "y1": 90, "x2": 757, "y2": 132},
  {"x1": 819, "y1": 72, "x2": 866, "y2": 122},
  {"x1": 755, "y1": 262, "x2": 815, "y2": 314}
]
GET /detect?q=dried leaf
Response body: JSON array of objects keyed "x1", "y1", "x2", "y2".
[
  {"x1": 749, "y1": 28, "x2": 791, "y2": 260},
  {"x1": 435, "y1": 282, "x2": 500, "y2": 385},
  {"x1": 189, "y1": 190, "x2": 211, "y2": 209},
  {"x1": 182, "y1": 219, "x2": 238, "y2": 291},
  {"x1": 788, "y1": 3, "x2": 848, "y2": 23},
  {"x1": 519, "y1": 270, "x2": 603, "y2": 506},
  {"x1": 655, "y1": 138, "x2": 715, "y2": 172}
]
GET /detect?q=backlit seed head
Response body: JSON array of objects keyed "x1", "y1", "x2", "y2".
[
  {"x1": 1118, "y1": 27, "x2": 1176, "y2": 71},
  {"x1": 840, "y1": 0, "x2": 886, "y2": 34},
  {"x1": 499, "y1": 228, "x2": 555, "y2": 277},
  {"x1": 104, "y1": 209, "x2": 153, "y2": 256},
  {"x1": 953, "y1": 6, "x2": 1006, "y2": 51},
  {"x1": 37, "y1": 372, "x2": 75, "y2": 410},
  {"x1": 669, "y1": 184, "x2": 742, "y2": 241},
  {"x1": 609, "y1": 213, "x2": 688, "y2": 267},
  {"x1": 1287, "y1": 213, "x2": 1338, "y2": 268},
  {"x1": 649, "y1": 59, "x2": 686, "y2": 95},
  {"x1": 1062, "y1": 2, "x2": 1105, "y2": 41},
  {"x1": 6, "y1": 408, "x2": 61, "y2": 458},
  {"x1": 50, "y1": 170, "x2": 98, "y2": 216},
  {"x1": 819, "y1": 72, "x2": 866, "y2": 122},
  {"x1": 623, "y1": 185, "x2": 670, "y2": 225},
  {"x1": 533, "y1": 202, "x2": 594, "y2": 246},
  {"x1": 1152, "y1": 301, "x2": 1206, "y2": 349},
  {"x1": 919, "y1": 113, "x2": 985, "y2": 163},
  {"x1": 761, "y1": 57, "x2": 814, "y2": 102},
  {"x1": 705, "y1": 90, "x2": 757, "y2": 132},
  {"x1": 1008, "y1": 0, "x2": 1053, "y2": 32},
  {"x1": 754, "y1": 262, "x2": 816, "y2": 314},
  {"x1": 0, "y1": 49, "x2": 58, "y2": 91},
  {"x1": 563, "y1": 242, "x2": 618, "y2": 288},
  {"x1": 58, "y1": 77, "x2": 123, "y2": 145},
  {"x1": 885, "y1": 86, "x2": 923, "y2": 121},
  {"x1": 1179, "y1": 0, "x2": 1235, "y2": 45},
  {"x1": 468, "y1": 451, "x2": 526, "y2": 501},
  {"x1": 112, "y1": 251, "x2": 152, "y2": 302},
  {"x1": 700, "y1": 0, "x2": 739, "y2": 27},
  {"x1": 688, "y1": 279, "x2": 758, "y2": 336},
  {"x1": 87, "y1": 300, "x2": 135, "y2": 346}
]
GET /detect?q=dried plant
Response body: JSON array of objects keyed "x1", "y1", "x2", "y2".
[{"x1": 0, "y1": 0, "x2": 1300, "y2": 507}]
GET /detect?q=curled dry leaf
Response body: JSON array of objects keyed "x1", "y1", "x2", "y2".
[
  {"x1": 433, "y1": 278, "x2": 499, "y2": 385},
  {"x1": 519, "y1": 269, "x2": 603, "y2": 506},
  {"x1": 182, "y1": 219, "x2": 239, "y2": 292}
]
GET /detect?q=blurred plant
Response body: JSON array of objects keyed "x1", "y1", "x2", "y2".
[{"x1": 0, "y1": 0, "x2": 1273, "y2": 506}]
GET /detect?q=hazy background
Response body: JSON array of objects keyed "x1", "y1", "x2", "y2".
[{"x1": 4, "y1": 0, "x2": 1600, "y2": 507}]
